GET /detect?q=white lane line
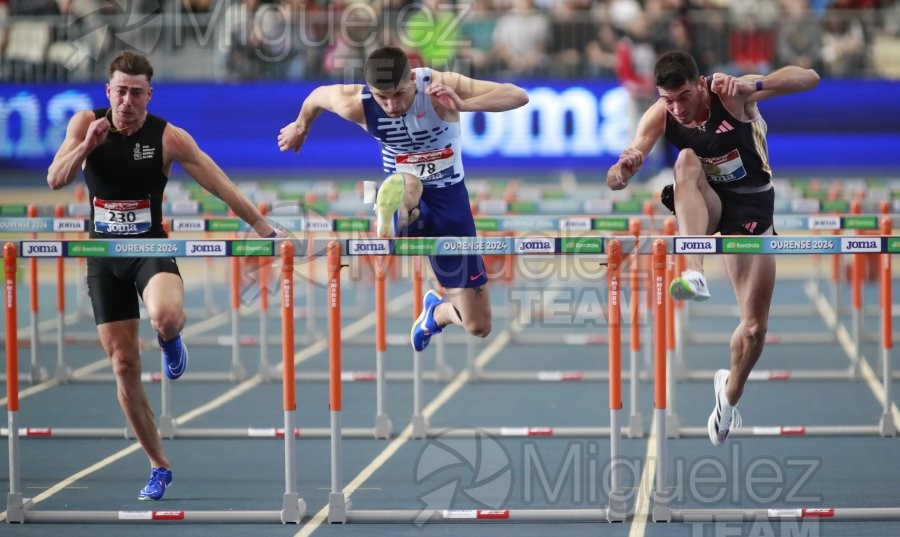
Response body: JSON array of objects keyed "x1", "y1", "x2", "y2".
[
  {"x1": 0, "y1": 291, "x2": 411, "y2": 522},
  {"x1": 807, "y1": 283, "x2": 900, "y2": 424},
  {"x1": 627, "y1": 412, "x2": 657, "y2": 537},
  {"x1": 293, "y1": 330, "x2": 513, "y2": 537}
]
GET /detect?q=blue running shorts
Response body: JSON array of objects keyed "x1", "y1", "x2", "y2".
[{"x1": 398, "y1": 181, "x2": 488, "y2": 289}]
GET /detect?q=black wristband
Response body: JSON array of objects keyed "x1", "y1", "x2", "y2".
[{"x1": 266, "y1": 230, "x2": 277, "y2": 238}]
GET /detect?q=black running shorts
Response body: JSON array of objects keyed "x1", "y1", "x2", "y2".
[
  {"x1": 86, "y1": 257, "x2": 181, "y2": 325},
  {"x1": 711, "y1": 186, "x2": 775, "y2": 236}
]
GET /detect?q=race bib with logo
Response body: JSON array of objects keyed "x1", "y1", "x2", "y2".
[
  {"x1": 93, "y1": 198, "x2": 152, "y2": 235},
  {"x1": 700, "y1": 149, "x2": 748, "y2": 183},
  {"x1": 395, "y1": 148, "x2": 455, "y2": 182}
]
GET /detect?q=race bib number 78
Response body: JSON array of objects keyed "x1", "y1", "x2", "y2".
[{"x1": 395, "y1": 148, "x2": 455, "y2": 182}]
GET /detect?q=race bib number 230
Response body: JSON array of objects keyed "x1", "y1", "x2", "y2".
[{"x1": 93, "y1": 198, "x2": 152, "y2": 235}]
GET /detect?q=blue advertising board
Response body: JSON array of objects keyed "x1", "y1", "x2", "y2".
[{"x1": 2, "y1": 80, "x2": 898, "y2": 174}]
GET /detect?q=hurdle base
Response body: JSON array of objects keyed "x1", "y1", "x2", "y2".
[
  {"x1": 652, "y1": 489, "x2": 673, "y2": 522},
  {"x1": 229, "y1": 364, "x2": 249, "y2": 383},
  {"x1": 256, "y1": 364, "x2": 282, "y2": 383},
  {"x1": 607, "y1": 491, "x2": 628, "y2": 522},
  {"x1": 54, "y1": 366, "x2": 74, "y2": 384},
  {"x1": 628, "y1": 414, "x2": 644, "y2": 438},
  {"x1": 435, "y1": 363, "x2": 456, "y2": 383},
  {"x1": 158, "y1": 415, "x2": 177, "y2": 439},
  {"x1": 5, "y1": 493, "x2": 33, "y2": 523},
  {"x1": 30, "y1": 366, "x2": 49, "y2": 384},
  {"x1": 411, "y1": 415, "x2": 429, "y2": 439},
  {"x1": 374, "y1": 414, "x2": 392, "y2": 439},
  {"x1": 880, "y1": 414, "x2": 897, "y2": 437},
  {"x1": 666, "y1": 414, "x2": 680, "y2": 439},
  {"x1": 328, "y1": 494, "x2": 350, "y2": 524},
  {"x1": 280, "y1": 493, "x2": 306, "y2": 524}
]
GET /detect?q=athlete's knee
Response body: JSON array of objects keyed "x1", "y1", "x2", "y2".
[
  {"x1": 742, "y1": 320, "x2": 768, "y2": 345},
  {"x1": 109, "y1": 350, "x2": 141, "y2": 382},
  {"x1": 149, "y1": 308, "x2": 185, "y2": 339},
  {"x1": 463, "y1": 317, "x2": 492, "y2": 339},
  {"x1": 673, "y1": 149, "x2": 703, "y2": 186}
]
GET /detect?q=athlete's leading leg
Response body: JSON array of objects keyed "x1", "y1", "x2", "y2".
[
  {"x1": 142, "y1": 271, "x2": 189, "y2": 380},
  {"x1": 143, "y1": 272, "x2": 186, "y2": 340},
  {"x1": 434, "y1": 284, "x2": 492, "y2": 338},
  {"x1": 670, "y1": 148, "x2": 723, "y2": 301},
  {"x1": 672, "y1": 148, "x2": 722, "y2": 272}
]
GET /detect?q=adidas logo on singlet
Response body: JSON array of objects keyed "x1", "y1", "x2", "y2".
[{"x1": 715, "y1": 121, "x2": 734, "y2": 134}]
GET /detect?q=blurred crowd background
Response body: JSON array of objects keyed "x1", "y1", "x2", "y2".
[{"x1": 1, "y1": 0, "x2": 899, "y2": 84}]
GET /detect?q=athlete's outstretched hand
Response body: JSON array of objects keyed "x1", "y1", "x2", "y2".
[
  {"x1": 615, "y1": 148, "x2": 644, "y2": 185},
  {"x1": 710, "y1": 73, "x2": 755, "y2": 97},
  {"x1": 277, "y1": 121, "x2": 308, "y2": 153},
  {"x1": 425, "y1": 83, "x2": 465, "y2": 112},
  {"x1": 81, "y1": 117, "x2": 110, "y2": 153}
]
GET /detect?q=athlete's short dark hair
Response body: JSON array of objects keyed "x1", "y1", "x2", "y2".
[
  {"x1": 364, "y1": 47, "x2": 411, "y2": 90},
  {"x1": 654, "y1": 50, "x2": 699, "y2": 90},
  {"x1": 109, "y1": 52, "x2": 154, "y2": 83}
]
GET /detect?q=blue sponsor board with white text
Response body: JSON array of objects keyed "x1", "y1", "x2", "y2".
[{"x1": 3, "y1": 81, "x2": 899, "y2": 173}]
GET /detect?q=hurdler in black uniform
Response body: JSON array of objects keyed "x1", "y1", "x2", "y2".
[
  {"x1": 664, "y1": 81, "x2": 775, "y2": 236},
  {"x1": 84, "y1": 108, "x2": 180, "y2": 324}
]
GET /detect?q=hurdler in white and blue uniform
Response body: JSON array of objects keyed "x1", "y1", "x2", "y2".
[{"x1": 278, "y1": 46, "x2": 530, "y2": 352}]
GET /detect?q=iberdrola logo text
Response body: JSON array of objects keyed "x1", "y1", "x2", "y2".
[{"x1": 722, "y1": 238, "x2": 763, "y2": 253}]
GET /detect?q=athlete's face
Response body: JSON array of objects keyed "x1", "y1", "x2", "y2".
[
  {"x1": 106, "y1": 71, "x2": 152, "y2": 127},
  {"x1": 658, "y1": 77, "x2": 706, "y2": 126},
  {"x1": 370, "y1": 78, "x2": 416, "y2": 118}
]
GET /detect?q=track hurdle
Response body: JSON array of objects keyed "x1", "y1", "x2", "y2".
[
  {"x1": 323, "y1": 239, "x2": 629, "y2": 523},
  {"x1": 0, "y1": 238, "x2": 379, "y2": 440},
  {"x1": 650, "y1": 234, "x2": 900, "y2": 523},
  {"x1": 662, "y1": 231, "x2": 898, "y2": 440},
  {"x1": 3, "y1": 241, "x2": 306, "y2": 524},
  {"x1": 676, "y1": 209, "x2": 900, "y2": 383}
]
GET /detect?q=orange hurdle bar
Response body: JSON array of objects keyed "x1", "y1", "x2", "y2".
[
  {"x1": 5, "y1": 242, "x2": 18, "y2": 411},
  {"x1": 281, "y1": 241, "x2": 296, "y2": 412},
  {"x1": 53, "y1": 205, "x2": 68, "y2": 381},
  {"x1": 653, "y1": 239, "x2": 667, "y2": 411},
  {"x1": 326, "y1": 240, "x2": 349, "y2": 519},
  {"x1": 880, "y1": 218, "x2": 896, "y2": 436},
  {"x1": 651, "y1": 237, "x2": 671, "y2": 520},
  {"x1": 608, "y1": 240, "x2": 622, "y2": 411},
  {"x1": 606, "y1": 238, "x2": 626, "y2": 521},
  {"x1": 327, "y1": 241, "x2": 342, "y2": 413},
  {"x1": 26, "y1": 205, "x2": 47, "y2": 382},
  {"x1": 229, "y1": 253, "x2": 244, "y2": 381}
]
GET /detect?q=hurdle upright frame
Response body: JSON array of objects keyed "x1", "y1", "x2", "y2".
[
  {"x1": 324, "y1": 238, "x2": 630, "y2": 523},
  {"x1": 3, "y1": 240, "x2": 307, "y2": 524},
  {"x1": 647, "y1": 231, "x2": 900, "y2": 523}
]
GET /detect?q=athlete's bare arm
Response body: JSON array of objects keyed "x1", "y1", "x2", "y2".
[
  {"x1": 606, "y1": 100, "x2": 666, "y2": 190},
  {"x1": 430, "y1": 71, "x2": 529, "y2": 115},
  {"x1": 710, "y1": 67, "x2": 819, "y2": 120},
  {"x1": 277, "y1": 84, "x2": 367, "y2": 153},
  {"x1": 164, "y1": 124, "x2": 274, "y2": 236},
  {"x1": 47, "y1": 111, "x2": 105, "y2": 190}
]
